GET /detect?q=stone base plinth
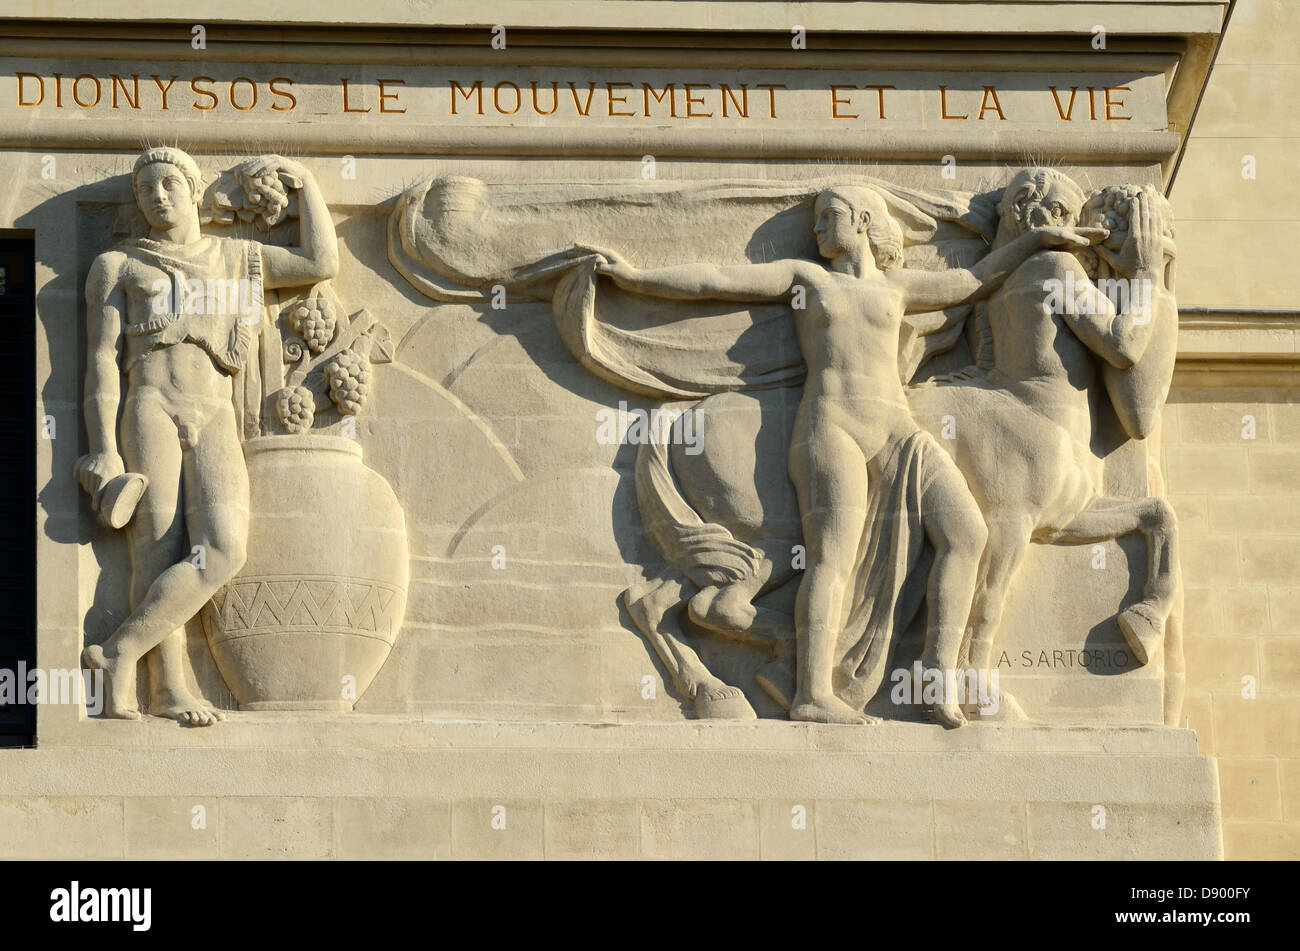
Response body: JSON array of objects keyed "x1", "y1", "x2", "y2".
[{"x1": 0, "y1": 719, "x2": 1221, "y2": 860}]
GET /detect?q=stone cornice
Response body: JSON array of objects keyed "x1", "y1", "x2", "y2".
[
  {"x1": 0, "y1": 121, "x2": 1183, "y2": 163},
  {"x1": 1175, "y1": 309, "x2": 1300, "y2": 384},
  {"x1": 0, "y1": 2, "x2": 1232, "y2": 35},
  {"x1": 0, "y1": 15, "x2": 1221, "y2": 181}
]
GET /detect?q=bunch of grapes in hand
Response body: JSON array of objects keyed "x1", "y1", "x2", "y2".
[
  {"x1": 236, "y1": 156, "x2": 303, "y2": 230},
  {"x1": 1079, "y1": 184, "x2": 1164, "y2": 279}
]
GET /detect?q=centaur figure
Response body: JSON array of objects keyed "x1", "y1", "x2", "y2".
[
  {"x1": 910, "y1": 168, "x2": 1182, "y2": 723},
  {"x1": 75, "y1": 147, "x2": 338, "y2": 723}
]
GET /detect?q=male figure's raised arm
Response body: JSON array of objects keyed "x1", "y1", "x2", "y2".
[
  {"x1": 76, "y1": 254, "x2": 126, "y2": 501},
  {"x1": 252, "y1": 156, "x2": 340, "y2": 289},
  {"x1": 579, "y1": 245, "x2": 808, "y2": 302},
  {"x1": 1061, "y1": 195, "x2": 1167, "y2": 370},
  {"x1": 887, "y1": 226, "x2": 1105, "y2": 313},
  {"x1": 1061, "y1": 266, "x2": 1165, "y2": 371}
]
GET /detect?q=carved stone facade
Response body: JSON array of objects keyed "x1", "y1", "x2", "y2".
[{"x1": 6, "y1": 0, "x2": 1295, "y2": 860}]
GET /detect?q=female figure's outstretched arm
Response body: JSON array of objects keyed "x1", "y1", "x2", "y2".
[{"x1": 574, "y1": 244, "x2": 812, "y2": 303}]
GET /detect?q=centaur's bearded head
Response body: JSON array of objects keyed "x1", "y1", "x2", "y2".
[{"x1": 995, "y1": 167, "x2": 1086, "y2": 240}]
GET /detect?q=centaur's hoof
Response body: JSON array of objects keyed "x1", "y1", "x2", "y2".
[
  {"x1": 1118, "y1": 601, "x2": 1165, "y2": 666},
  {"x1": 694, "y1": 684, "x2": 757, "y2": 720}
]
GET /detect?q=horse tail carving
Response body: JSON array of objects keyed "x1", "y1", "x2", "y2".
[{"x1": 633, "y1": 401, "x2": 765, "y2": 588}]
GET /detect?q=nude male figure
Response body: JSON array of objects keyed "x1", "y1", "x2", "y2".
[
  {"x1": 75, "y1": 148, "x2": 338, "y2": 723},
  {"x1": 581, "y1": 186, "x2": 1101, "y2": 725}
]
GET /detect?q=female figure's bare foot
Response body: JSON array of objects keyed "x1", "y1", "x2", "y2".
[
  {"x1": 930, "y1": 700, "x2": 966, "y2": 729},
  {"x1": 151, "y1": 687, "x2": 226, "y2": 727},
  {"x1": 917, "y1": 662, "x2": 967, "y2": 728},
  {"x1": 82, "y1": 644, "x2": 142, "y2": 720},
  {"x1": 790, "y1": 694, "x2": 875, "y2": 725}
]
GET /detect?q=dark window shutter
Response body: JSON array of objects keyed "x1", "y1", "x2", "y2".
[{"x1": 0, "y1": 237, "x2": 36, "y2": 747}]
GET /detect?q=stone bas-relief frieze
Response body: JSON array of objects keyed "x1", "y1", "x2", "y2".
[
  {"x1": 389, "y1": 167, "x2": 1182, "y2": 728},
  {"x1": 8, "y1": 4, "x2": 1236, "y2": 866},
  {"x1": 76, "y1": 148, "x2": 406, "y2": 723},
  {"x1": 73, "y1": 152, "x2": 1178, "y2": 731}
]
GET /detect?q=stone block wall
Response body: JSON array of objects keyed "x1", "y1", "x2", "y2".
[
  {"x1": 1166, "y1": 0, "x2": 1300, "y2": 859},
  {"x1": 1164, "y1": 387, "x2": 1300, "y2": 858},
  {"x1": 0, "y1": 723, "x2": 1222, "y2": 860}
]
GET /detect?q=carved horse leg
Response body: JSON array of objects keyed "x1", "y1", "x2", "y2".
[
  {"x1": 686, "y1": 540, "x2": 799, "y2": 652},
  {"x1": 959, "y1": 512, "x2": 1034, "y2": 721},
  {"x1": 1162, "y1": 576, "x2": 1185, "y2": 727},
  {"x1": 1043, "y1": 494, "x2": 1180, "y2": 665},
  {"x1": 688, "y1": 566, "x2": 775, "y2": 648},
  {"x1": 623, "y1": 575, "x2": 757, "y2": 719},
  {"x1": 684, "y1": 550, "x2": 801, "y2": 712}
]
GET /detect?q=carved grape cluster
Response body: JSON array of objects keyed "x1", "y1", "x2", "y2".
[
  {"x1": 1082, "y1": 184, "x2": 1141, "y2": 237},
  {"x1": 240, "y1": 169, "x2": 290, "y2": 228},
  {"x1": 1078, "y1": 185, "x2": 1143, "y2": 278},
  {"x1": 325, "y1": 349, "x2": 371, "y2": 415},
  {"x1": 276, "y1": 385, "x2": 315, "y2": 434},
  {"x1": 287, "y1": 298, "x2": 337, "y2": 354}
]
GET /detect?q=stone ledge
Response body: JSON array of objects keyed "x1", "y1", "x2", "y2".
[
  {"x1": 0, "y1": 121, "x2": 1184, "y2": 161},
  {"x1": 0, "y1": 725, "x2": 1223, "y2": 858},
  {"x1": 4, "y1": 723, "x2": 1218, "y2": 811},
  {"x1": 1173, "y1": 310, "x2": 1300, "y2": 385},
  {"x1": 0, "y1": 794, "x2": 1225, "y2": 860},
  {"x1": 37, "y1": 715, "x2": 1204, "y2": 754},
  {"x1": 1178, "y1": 310, "x2": 1300, "y2": 359}
]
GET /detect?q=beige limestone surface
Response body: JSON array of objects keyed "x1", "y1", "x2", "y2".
[
  {"x1": 1162, "y1": 0, "x2": 1300, "y2": 860},
  {"x1": 3, "y1": 1, "x2": 1231, "y2": 35},
  {"x1": 0, "y1": 719, "x2": 1222, "y2": 859},
  {"x1": 3, "y1": 1, "x2": 1275, "y2": 860}
]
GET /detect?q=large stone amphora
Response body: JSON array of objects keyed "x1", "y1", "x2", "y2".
[{"x1": 202, "y1": 435, "x2": 408, "y2": 711}]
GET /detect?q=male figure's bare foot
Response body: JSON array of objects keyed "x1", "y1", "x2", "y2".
[
  {"x1": 82, "y1": 644, "x2": 142, "y2": 720},
  {"x1": 790, "y1": 694, "x2": 875, "y2": 725},
  {"x1": 151, "y1": 687, "x2": 226, "y2": 727}
]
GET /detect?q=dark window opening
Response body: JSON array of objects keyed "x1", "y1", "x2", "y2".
[{"x1": 0, "y1": 236, "x2": 37, "y2": 747}]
